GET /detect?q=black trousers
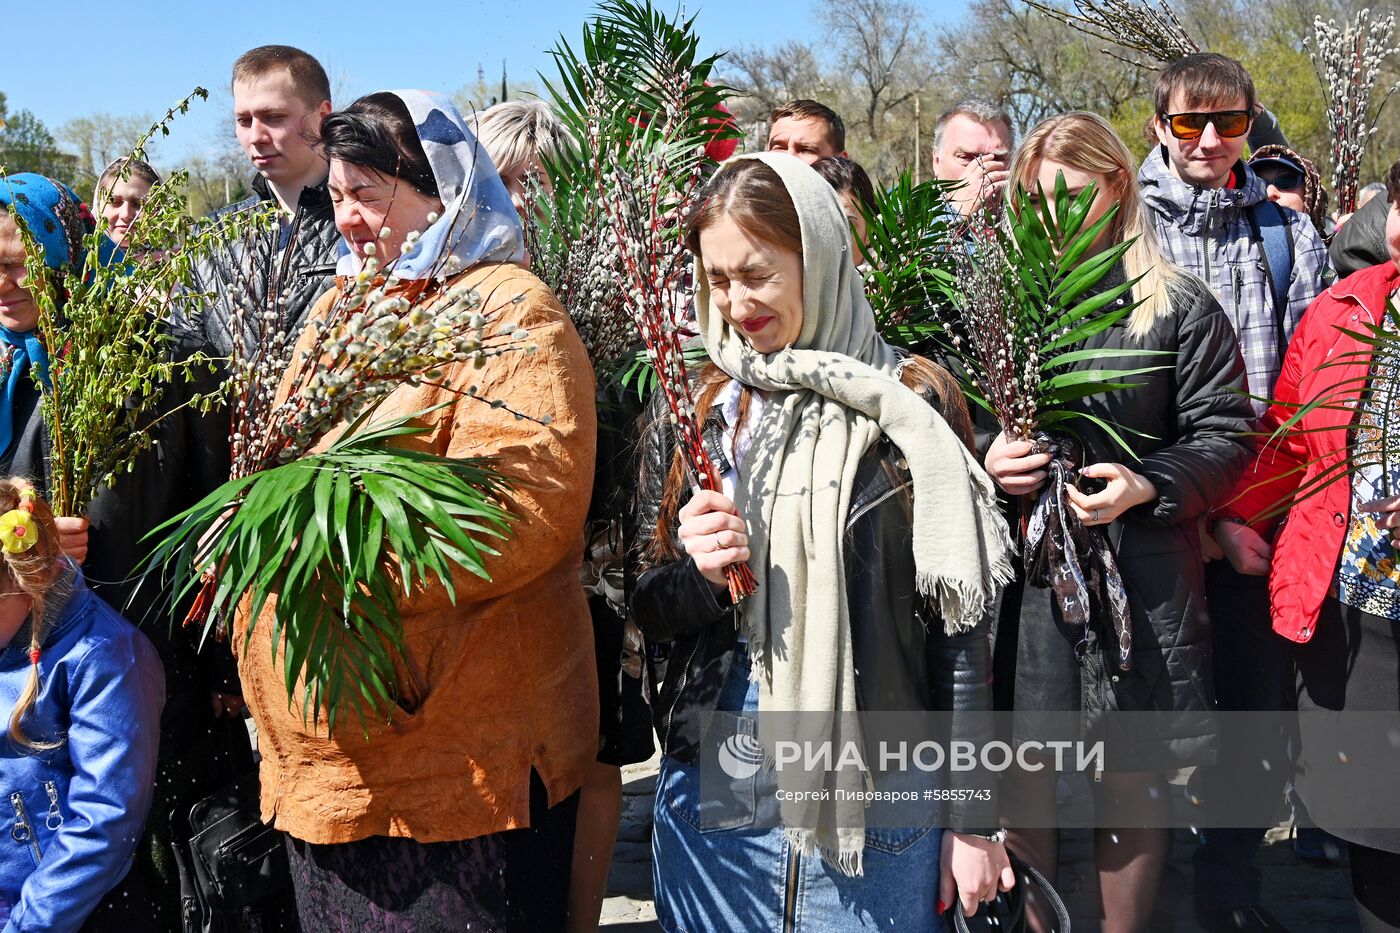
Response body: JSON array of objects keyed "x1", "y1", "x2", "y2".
[{"x1": 1192, "y1": 562, "x2": 1296, "y2": 909}]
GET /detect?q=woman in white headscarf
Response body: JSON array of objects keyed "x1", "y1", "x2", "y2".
[
  {"x1": 632, "y1": 153, "x2": 1016, "y2": 930},
  {"x1": 233, "y1": 91, "x2": 598, "y2": 931}
]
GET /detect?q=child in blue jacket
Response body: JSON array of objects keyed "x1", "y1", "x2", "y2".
[{"x1": 0, "y1": 478, "x2": 164, "y2": 932}]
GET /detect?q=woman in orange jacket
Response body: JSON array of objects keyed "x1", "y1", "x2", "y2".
[{"x1": 234, "y1": 90, "x2": 598, "y2": 931}]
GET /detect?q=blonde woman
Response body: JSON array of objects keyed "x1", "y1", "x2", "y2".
[
  {"x1": 92, "y1": 158, "x2": 161, "y2": 252},
  {"x1": 0, "y1": 478, "x2": 165, "y2": 931},
  {"x1": 473, "y1": 99, "x2": 574, "y2": 217},
  {"x1": 984, "y1": 112, "x2": 1254, "y2": 932}
]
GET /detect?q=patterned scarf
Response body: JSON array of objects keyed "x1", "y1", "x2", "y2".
[
  {"x1": 335, "y1": 91, "x2": 525, "y2": 281},
  {"x1": 1023, "y1": 432, "x2": 1133, "y2": 670}
]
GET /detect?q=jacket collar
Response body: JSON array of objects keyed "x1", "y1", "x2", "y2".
[
  {"x1": 1327, "y1": 261, "x2": 1400, "y2": 320},
  {"x1": 249, "y1": 172, "x2": 334, "y2": 218},
  {"x1": 1138, "y1": 146, "x2": 1267, "y2": 236},
  {"x1": 0, "y1": 562, "x2": 88, "y2": 665}
]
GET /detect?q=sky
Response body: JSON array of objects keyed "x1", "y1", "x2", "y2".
[{"x1": 5, "y1": 0, "x2": 964, "y2": 166}]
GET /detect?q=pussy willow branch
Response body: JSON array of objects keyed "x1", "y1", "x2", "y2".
[
  {"x1": 1307, "y1": 10, "x2": 1400, "y2": 215},
  {"x1": 1023, "y1": 0, "x2": 1198, "y2": 68}
]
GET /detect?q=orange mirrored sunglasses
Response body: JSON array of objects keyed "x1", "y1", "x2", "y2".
[{"x1": 1160, "y1": 110, "x2": 1251, "y2": 140}]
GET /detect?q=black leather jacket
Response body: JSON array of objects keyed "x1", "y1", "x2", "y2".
[
  {"x1": 189, "y1": 173, "x2": 342, "y2": 358},
  {"x1": 631, "y1": 376, "x2": 996, "y2": 830}
]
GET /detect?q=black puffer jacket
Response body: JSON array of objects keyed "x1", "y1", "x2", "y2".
[
  {"x1": 1024, "y1": 268, "x2": 1255, "y2": 768},
  {"x1": 631, "y1": 368, "x2": 997, "y2": 830},
  {"x1": 1330, "y1": 190, "x2": 1389, "y2": 279},
  {"x1": 189, "y1": 173, "x2": 342, "y2": 358}
]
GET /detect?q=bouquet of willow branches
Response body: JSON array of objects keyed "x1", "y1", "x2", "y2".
[
  {"x1": 3, "y1": 88, "x2": 271, "y2": 518},
  {"x1": 1023, "y1": 0, "x2": 1198, "y2": 68},
  {"x1": 936, "y1": 176, "x2": 1169, "y2": 670},
  {"x1": 532, "y1": 0, "x2": 736, "y2": 377},
  {"x1": 938, "y1": 176, "x2": 1164, "y2": 448},
  {"x1": 144, "y1": 219, "x2": 541, "y2": 735},
  {"x1": 540, "y1": 0, "x2": 755, "y2": 601},
  {"x1": 1307, "y1": 10, "x2": 1400, "y2": 216}
]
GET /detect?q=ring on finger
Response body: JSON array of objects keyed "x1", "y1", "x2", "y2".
[{"x1": 1090, "y1": 508, "x2": 1101, "y2": 523}]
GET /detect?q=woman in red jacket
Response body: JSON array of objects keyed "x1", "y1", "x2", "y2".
[{"x1": 1217, "y1": 159, "x2": 1400, "y2": 933}]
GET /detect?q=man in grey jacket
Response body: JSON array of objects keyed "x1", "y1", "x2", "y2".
[{"x1": 1138, "y1": 53, "x2": 1333, "y2": 933}]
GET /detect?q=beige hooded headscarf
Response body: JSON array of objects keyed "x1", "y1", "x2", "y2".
[{"x1": 695, "y1": 151, "x2": 1014, "y2": 874}]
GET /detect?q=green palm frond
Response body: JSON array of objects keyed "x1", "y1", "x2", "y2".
[
  {"x1": 934, "y1": 173, "x2": 1173, "y2": 453},
  {"x1": 858, "y1": 173, "x2": 961, "y2": 348},
  {"x1": 141, "y1": 407, "x2": 514, "y2": 737},
  {"x1": 618, "y1": 342, "x2": 709, "y2": 400},
  {"x1": 1243, "y1": 299, "x2": 1400, "y2": 520}
]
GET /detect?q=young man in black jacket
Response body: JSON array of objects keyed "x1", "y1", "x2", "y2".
[{"x1": 191, "y1": 45, "x2": 342, "y2": 359}]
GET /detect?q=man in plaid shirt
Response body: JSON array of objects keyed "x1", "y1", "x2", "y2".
[{"x1": 1138, "y1": 53, "x2": 1333, "y2": 933}]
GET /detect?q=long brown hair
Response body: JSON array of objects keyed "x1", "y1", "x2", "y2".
[
  {"x1": 685, "y1": 159, "x2": 801, "y2": 258},
  {"x1": 1, "y1": 478, "x2": 63, "y2": 751}
]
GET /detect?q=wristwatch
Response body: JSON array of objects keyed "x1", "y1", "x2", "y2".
[{"x1": 961, "y1": 828, "x2": 1008, "y2": 844}]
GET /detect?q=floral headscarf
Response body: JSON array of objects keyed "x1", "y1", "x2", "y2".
[
  {"x1": 335, "y1": 90, "x2": 525, "y2": 281},
  {"x1": 0, "y1": 173, "x2": 91, "y2": 273}
]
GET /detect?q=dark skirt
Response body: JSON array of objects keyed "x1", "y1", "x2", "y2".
[
  {"x1": 285, "y1": 770, "x2": 579, "y2": 932},
  {"x1": 1294, "y1": 597, "x2": 1400, "y2": 854}
]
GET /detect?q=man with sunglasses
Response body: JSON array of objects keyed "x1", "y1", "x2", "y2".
[{"x1": 1138, "y1": 52, "x2": 1334, "y2": 933}]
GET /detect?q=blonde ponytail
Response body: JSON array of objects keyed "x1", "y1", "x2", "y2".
[{"x1": 0, "y1": 478, "x2": 64, "y2": 751}]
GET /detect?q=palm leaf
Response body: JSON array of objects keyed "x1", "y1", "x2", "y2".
[
  {"x1": 139, "y1": 409, "x2": 514, "y2": 737},
  {"x1": 932, "y1": 174, "x2": 1172, "y2": 452},
  {"x1": 857, "y1": 172, "x2": 961, "y2": 347},
  {"x1": 529, "y1": 0, "x2": 738, "y2": 377},
  {"x1": 1246, "y1": 298, "x2": 1400, "y2": 520}
]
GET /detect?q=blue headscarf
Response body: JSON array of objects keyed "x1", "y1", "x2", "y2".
[
  {"x1": 335, "y1": 90, "x2": 525, "y2": 281},
  {"x1": 0, "y1": 173, "x2": 89, "y2": 458}
]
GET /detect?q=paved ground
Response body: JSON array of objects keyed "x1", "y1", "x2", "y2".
[{"x1": 599, "y1": 755, "x2": 1359, "y2": 932}]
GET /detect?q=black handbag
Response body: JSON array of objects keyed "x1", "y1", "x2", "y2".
[
  {"x1": 944, "y1": 854, "x2": 1072, "y2": 933},
  {"x1": 173, "y1": 767, "x2": 300, "y2": 932}
]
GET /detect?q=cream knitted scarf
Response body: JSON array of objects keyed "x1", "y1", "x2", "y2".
[{"x1": 697, "y1": 152, "x2": 1014, "y2": 875}]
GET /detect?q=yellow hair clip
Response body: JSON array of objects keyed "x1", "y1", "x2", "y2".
[{"x1": 0, "y1": 492, "x2": 38, "y2": 554}]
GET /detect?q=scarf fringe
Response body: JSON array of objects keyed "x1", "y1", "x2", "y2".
[
  {"x1": 783, "y1": 826, "x2": 866, "y2": 878},
  {"x1": 921, "y1": 519, "x2": 1017, "y2": 636}
]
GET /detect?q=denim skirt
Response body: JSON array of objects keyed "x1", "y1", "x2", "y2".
[{"x1": 652, "y1": 644, "x2": 945, "y2": 932}]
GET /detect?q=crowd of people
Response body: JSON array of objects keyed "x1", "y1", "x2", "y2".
[{"x1": 1, "y1": 38, "x2": 1398, "y2": 933}]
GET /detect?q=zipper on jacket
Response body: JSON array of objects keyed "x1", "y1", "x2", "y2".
[
  {"x1": 664, "y1": 634, "x2": 704, "y2": 751},
  {"x1": 1232, "y1": 266, "x2": 1243, "y2": 311},
  {"x1": 1095, "y1": 657, "x2": 1107, "y2": 783},
  {"x1": 10, "y1": 793, "x2": 43, "y2": 865},
  {"x1": 782, "y1": 842, "x2": 801, "y2": 932},
  {"x1": 42, "y1": 781, "x2": 63, "y2": 831},
  {"x1": 846, "y1": 479, "x2": 911, "y2": 529},
  {"x1": 1201, "y1": 193, "x2": 1214, "y2": 293}
]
